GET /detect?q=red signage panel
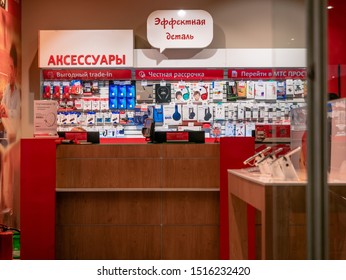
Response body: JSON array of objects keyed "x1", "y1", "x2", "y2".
[
  {"x1": 166, "y1": 131, "x2": 189, "y2": 142},
  {"x1": 228, "y1": 68, "x2": 307, "y2": 80},
  {"x1": 42, "y1": 69, "x2": 132, "y2": 80},
  {"x1": 135, "y1": 69, "x2": 224, "y2": 81}
]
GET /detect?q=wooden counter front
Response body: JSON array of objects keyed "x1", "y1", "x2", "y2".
[
  {"x1": 228, "y1": 169, "x2": 346, "y2": 260},
  {"x1": 56, "y1": 143, "x2": 220, "y2": 260},
  {"x1": 56, "y1": 143, "x2": 219, "y2": 190},
  {"x1": 227, "y1": 170, "x2": 306, "y2": 260}
]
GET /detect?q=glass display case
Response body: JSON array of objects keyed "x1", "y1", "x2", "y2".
[
  {"x1": 329, "y1": 98, "x2": 346, "y2": 181},
  {"x1": 289, "y1": 104, "x2": 307, "y2": 173}
]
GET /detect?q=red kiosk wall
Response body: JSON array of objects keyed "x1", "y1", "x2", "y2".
[
  {"x1": 219, "y1": 137, "x2": 255, "y2": 260},
  {"x1": 20, "y1": 139, "x2": 56, "y2": 260},
  {"x1": 328, "y1": 0, "x2": 346, "y2": 98}
]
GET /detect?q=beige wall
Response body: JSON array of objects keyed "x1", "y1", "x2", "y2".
[{"x1": 21, "y1": 0, "x2": 306, "y2": 137}]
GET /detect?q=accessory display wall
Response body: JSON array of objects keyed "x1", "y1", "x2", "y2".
[{"x1": 42, "y1": 72, "x2": 306, "y2": 140}]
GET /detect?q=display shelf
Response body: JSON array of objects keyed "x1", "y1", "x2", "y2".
[
  {"x1": 330, "y1": 98, "x2": 346, "y2": 180},
  {"x1": 56, "y1": 187, "x2": 220, "y2": 192},
  {"x1": 41, "y1": 69, "x2": 307, "y2": 139},
  {"x1": 255, "y1": 137, "x2": 291, "y2": 143},
  {"x1": 228, "y1": 169, "x2": 306, "y2": 185}
]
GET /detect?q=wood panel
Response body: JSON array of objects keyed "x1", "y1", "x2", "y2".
[
  {"x1": 162, "y1": 192, "x2": 219, "y2": 225},
  {"x1": 57, "y1": 158, "x2": 161, "y2": 188},
  {"x1": 288, "y1": 226, "x2": 307, "y2": 259},
  {"x1": 255, "y1": 223, "x2": 262, "y2": 259},
  {"x1": 228, "y1": 193, "x2": 249, "y2": 259},
  {"x1": 162, "y1": 226, "x2": 220, "y2": 260},
  {"x1": 228, "y1": 171, "x2": 307, "y2": 260},
  {"x1": 55, "y1": 143, "x2": 220, "y2": 259},
  {"x1": 56, "y1": 192, "x2": 161, "y2": 225},
  {"x1": 56, "y1": 226, "x2": 161, "y2": 260},
  {"x1": 162, "y1": 158, "x2": 219, "y2": 189},
  {"x1": 229, "y1": 171, "x2": 346, "y2": 260},
  {"x1": 161, "y1": 143, "x2": 219, "y2": 158},
  {"x1": 269, "y1": 187, "x2": 307, "y2": 259},
  {"x1": 56, "y1": 144, "x2": 161, "y2": 159},
  {"x1": 329, "y1": 186, "x2": 346, "y2": 260}
]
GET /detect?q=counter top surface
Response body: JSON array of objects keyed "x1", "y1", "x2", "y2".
[
  {"x1": 228, "y1": 169, "x2": 346, "y2": 186},
  {"x1": 228, "y1": 169, "x2": 306, "y2": 186}
]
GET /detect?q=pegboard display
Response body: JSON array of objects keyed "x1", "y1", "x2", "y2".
[{"x1": 41, "y1": 70, "x2": 307, "y2": 139}]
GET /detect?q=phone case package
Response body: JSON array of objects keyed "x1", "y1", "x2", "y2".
[
  {"x1": 255, "y1": 81, "x2": 266, "y2": 100},
  {"x1": 92, "y1": 99, "x2": 100, "y2": 111},
  {"x1": 117, "y1": 96, "x2": 126, "y2": 109},
  {"x1": 236, "y1": 123, "x2": 245, "y2": 137},
  {"x1": 109, "y1": 83, "x2": 118, "y2": 99},
  {"x1": 286, "y1": 79, "x2": 294, "y2": 98},
  {"x1": 153, "y1": 105, "x2": 164, "y2": 123},
  {"x1": 42, "y1": 81, "x2": 52, "y2": 99},
  {"x1": 211, "y1": 81, "x2": 224, "y2": 101},
  {"x1": 214, "y1": 103, "x2": 226, "y2": 120},
  {"x1": 266, "y1": 81, "x2": 277, "y2": 100},
  {"x1": 276, "y1": 81, "x2": 286, "y2": 100},
  {"x1": 227, "y1": 103, "x2": 238, "y2": 121},
  {"x1": 293, "y1": 79, "x2": 305, "y2": 98},
  {"x1": 246, "y1": 81, "x2": 255, "y2": 99},
  {"x1": 126, "y1": 97, "x2": 135, "y2": 109},
  {"x1": 126, "y1": 83, "x2": 136, "y2": 97},
  {"x1": 236, "y1": 81, "x2": 247, "y2": 99},
  {"x1": 227, "y1": 81, "x2": 237, "y2": 101},
  {"x1": 118, "y1": 85, "x2": 127, "y2": 97},
  {"x1": 225, "y1": 121, "x2": 236, "y2": 136},
  {"x1": 109, "y1": 97, "x2": 117, "y2": 110}
]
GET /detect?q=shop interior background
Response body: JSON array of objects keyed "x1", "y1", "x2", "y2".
[{"x1": 21, "y1": 0, "x2": 307, "y2": 138}]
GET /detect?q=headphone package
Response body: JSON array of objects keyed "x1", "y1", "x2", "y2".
[
  {"x1": 182, "y1": 104, "x2": 198, "y2": 121},
  {"x1": 155, "y1": 84, "x2": 172, "y2": 103}
]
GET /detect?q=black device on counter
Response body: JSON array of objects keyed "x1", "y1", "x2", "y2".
[
  {"x1": 142, "y1": 118, "x2": 155, "y2": 142},
  {"x1": 58, "y1": 131, "x2": 100, "y2": 143},
  {"x1": 141, "y1": 118, "x2": 204, "y2": 143},
  {"x1": 153, "y1": 131, "x2": 205, "y2": 143}
]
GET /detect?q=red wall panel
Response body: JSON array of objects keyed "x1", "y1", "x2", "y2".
[
  {"x1": 20, "y1": 139, "x2": 56, "y2": 260},
  {"x1": 328, "y1": 0, "x2": 346, "y2": 98},
  {"x1": 219, "y1": 137, "x2": 255, "y2": 259}
]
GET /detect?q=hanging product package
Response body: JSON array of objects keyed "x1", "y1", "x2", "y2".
[{"x1": 155, "y1": 84, "x2": 171, "y2": 103}]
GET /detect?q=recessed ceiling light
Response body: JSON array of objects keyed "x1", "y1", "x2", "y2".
[
  {"x1": 327, "y1": 5, "x2": 334, "y2": 9},
  {"x1": 177, "y1": 10, "x2": 186, "y2": 17}
]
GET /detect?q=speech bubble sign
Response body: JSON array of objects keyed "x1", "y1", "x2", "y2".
[{"x1": 147, "y1": 10, "x2": 213, "y2": 53}]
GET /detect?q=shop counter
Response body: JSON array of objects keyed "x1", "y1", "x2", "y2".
[
  {"x1": 56, "y1": 143, "x2": 219, "y2": 191},
  {"x1": 55, "y1": 143, "x2": 220, "y2": 260},
  {"x1": 227, "y1": 169, "x2": 346, "y2": 260}
]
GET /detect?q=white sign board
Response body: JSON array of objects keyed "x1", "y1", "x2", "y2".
[
  {"x1": 39, "y1": 30, "x2": 134, "y2": 68},
  {"x1": 34, "y1": 100, "x2": 58, "y2": 136},
  {"x1": 147, "y1": 10, "x2": 213, "y2": 53}
]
